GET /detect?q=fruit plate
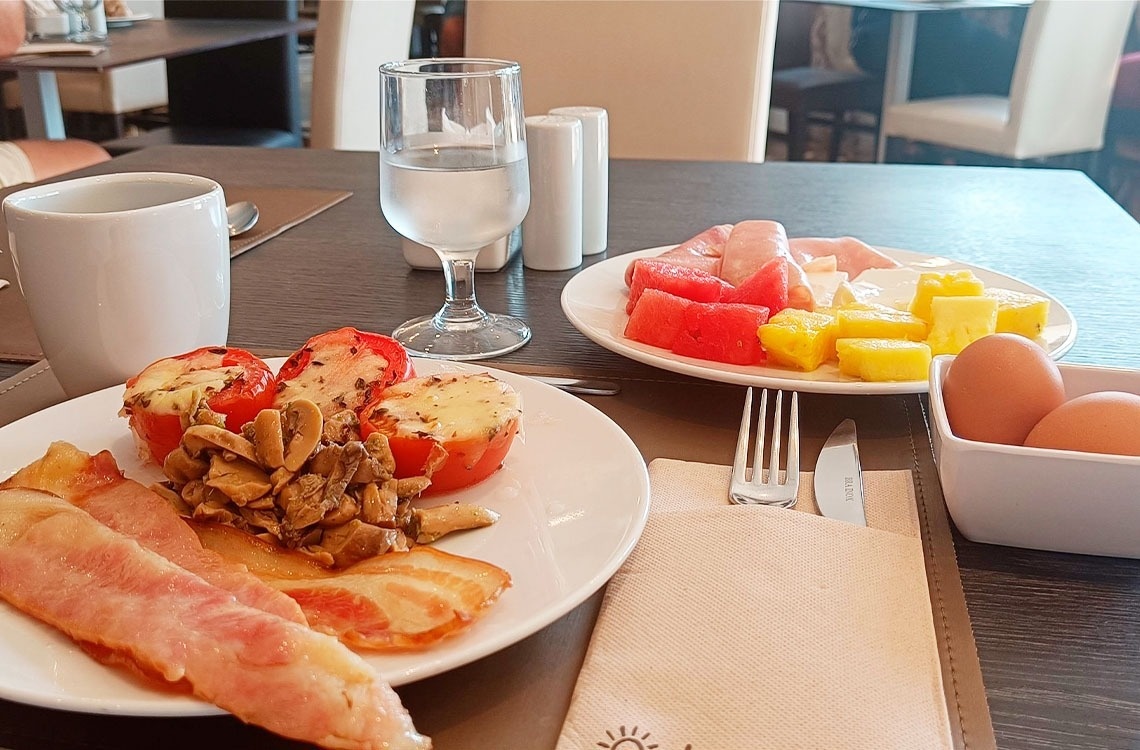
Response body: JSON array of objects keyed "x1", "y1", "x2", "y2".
[
  {"x1": 0, "y1": 358, "x2": 650, "y2": 716},
  {"x1": 106, "y1": 13, "x2": 153, "y2": 27},
  {"x1": 561, "y1": 245, "x2": 1077, "y2": 395}
]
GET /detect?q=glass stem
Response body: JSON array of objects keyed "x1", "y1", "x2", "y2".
[{"x1": 436, "y1": 253, "x2": 487, "y2": 326}]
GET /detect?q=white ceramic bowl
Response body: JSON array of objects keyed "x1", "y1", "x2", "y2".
[{"x1": 929, "y1": 355, "x2": 1140, "y2": 559}]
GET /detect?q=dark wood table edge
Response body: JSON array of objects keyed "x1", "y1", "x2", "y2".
[{"x1": 0, "y1": 18, "x2": 319, "y2": 74}]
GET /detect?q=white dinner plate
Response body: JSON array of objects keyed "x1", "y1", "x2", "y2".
[
  {"x1": 0, "y1": 358, "x2": 650, "y2": 716},
  {"x1": 561, "y1": 245, "x2": 1077, "y2": 395},
  {"x1": 106, "y1": 13, "x2": 153, "y2": 27}
]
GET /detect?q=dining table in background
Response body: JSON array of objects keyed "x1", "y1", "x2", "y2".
[
  {"x1": 799, "y1": 0, "x2": 1034, "y2": 161},
  {"x1": 0, "y1": 146, "x2": 1138, "y2": 750},
  {"x1": 0, "y1": 17, "x2": 317, "y2": 140}
]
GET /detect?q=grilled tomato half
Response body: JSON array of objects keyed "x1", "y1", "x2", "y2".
[
  {"x1": 122, "y1": 346, "x2": 277, "y2": 465},
  {"x1": 274, "y1": 327, "x2": 415, "y2": 416},
  {"x1": 360, "y1": 372, "x2": 521, "y2": 494}
]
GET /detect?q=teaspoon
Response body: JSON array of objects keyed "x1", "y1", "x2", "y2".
[{"x1": 226, "y1": 201, "x2": 260, "y2": 237}]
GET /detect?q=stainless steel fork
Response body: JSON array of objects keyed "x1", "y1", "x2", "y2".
[{"x1": 729, "y1": 388, "x2": 800, "y2": 507}]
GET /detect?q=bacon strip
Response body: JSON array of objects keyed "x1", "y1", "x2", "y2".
[
  {"x1": 5, "y1": 443, "x2": 508, "y2": 652},
  {"x1": 1, "y1": 442, "x2": 306, "y2": 625},
  {"x1": 192, "y1": 521, "x2": 512, "y2": 651},
  {"x1": 0, "y1": 487, "x2": 430, "y2": 750}
]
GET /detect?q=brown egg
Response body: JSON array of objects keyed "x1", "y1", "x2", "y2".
[
  {"x1": 1024, "y1": 391, "x2": 1140, "y2": 456},
  {"x1": 941, "y1": 333, "x2": 1067, "y2": 445}
]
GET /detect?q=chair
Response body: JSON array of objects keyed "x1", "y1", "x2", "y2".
[
  {"x1": 881, "y1": 0, "x2": 1137, "y2": 164},
  {"x1": 308, "y1": 0, "x2": 416, "y2": 151},
  {"x1": 2, "y1": 63, "x2": 168, "y2": 141},
  {"x1": 100, "y1": 0, "x2": 305, "y2": 155},
  {"x1": 769, "y1": 2, "x2": 880, "y2": 161},
  {"x1": 463, "y1": 0, "x2": 779, "y2": 162},
  {"x1": 1101, "y1": 51, "x2": 1140, "y2": 216}
]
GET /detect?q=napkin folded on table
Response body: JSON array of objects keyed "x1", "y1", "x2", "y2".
[
  {"x1": 13, "y1": 43, "x2": 106, "y2": 56},
  {"x1": 557, "y1": 459, "x2": 953, "y2": 750}
]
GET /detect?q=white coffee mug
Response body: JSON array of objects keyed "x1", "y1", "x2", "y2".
[{"x1": 3, "y1": 172, "x2": 231, "y2": 397}]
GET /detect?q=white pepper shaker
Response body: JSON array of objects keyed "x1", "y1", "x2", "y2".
[
  {"x1": 521, "y1": 114, "x2": 583, "y2": 271},
  {"x1": 84, "y1": 0, "x2": 108, "y2": 40},
  {"x1": 548, "y1": 106, "x2": 608, "y2": 255}
]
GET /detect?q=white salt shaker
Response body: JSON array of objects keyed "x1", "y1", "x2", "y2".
[
  {"x1": 85, "y1": 0, "x2": 108, "y2": 39},
  {"x1": 549, "y1": 106, "x2": 608, "y2": 255},
  {"x1": 521, "y1": 114, "x2": 583, "y2": 271}
]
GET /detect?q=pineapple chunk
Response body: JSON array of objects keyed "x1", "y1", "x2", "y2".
[
  {"x1": 836, "y1": 338, "x2": 933, "y2": 382},
  {"x1": 926, "y1": 296, "x2": 998, "y2": 355},
  {"x1": 909, "y1": 270, "x2": 986, "y2": 322},
  {"x1": 836, "y1": 305, "x2": 928, "y2": 341},
  {"x1": 758, "y1": 309, "x2": 838, "y2": 371},
  {"x1": 984, "y1": 288, "x2": 1050, "y2": 338}
]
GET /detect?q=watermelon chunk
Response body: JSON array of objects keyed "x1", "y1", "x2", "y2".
[
  {"x1": 624, "y1": 288, "x2": 693, "y2": 349},
  {"x1": 722, "y1": 256, "x2": 789, "y2": 313},
  {"x1": 626, "y1": 259, "x2": 733, "y2": 315},
  {"x1": 672, "y1": 302, "x2": 770, "y2": 366}
]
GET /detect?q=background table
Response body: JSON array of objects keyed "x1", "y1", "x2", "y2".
[
  {"x1": 0, "y1": 18, "x2": 315, "y2": 139},
  {"x1": 0, "y1": 147, "x2": 1138, "y2": 750}
]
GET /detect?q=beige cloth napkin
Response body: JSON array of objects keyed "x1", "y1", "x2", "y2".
[
  {"x1": 557, "y1": 459, "x2": 953, "y2": 750},
  {"x1": 13, "y1": 43, "x2": 106, "y2": 56}
]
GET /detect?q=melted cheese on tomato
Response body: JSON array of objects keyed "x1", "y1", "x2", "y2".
[
  {"x1": 372, "y1": 374, "x2": 521, "y2": 440},
  {"x1": 122, "y1": 353, "x2": 243, "y2": 416},
  {"x1": 274, "y1": 340, "x2": 395, "y2": 415}
]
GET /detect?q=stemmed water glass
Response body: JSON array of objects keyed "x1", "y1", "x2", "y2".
[{"x1": 379, "y1": 58, "x2": 531, "y2": 360}]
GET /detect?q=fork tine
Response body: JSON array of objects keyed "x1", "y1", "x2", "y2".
[
  {"x1": 767, "y1": 390, "x2": 783, "y2": 486},
  {"x1": 750, "y1": 388, "x2": 768, "y2": 486},
  {"x1": 786, "y1": 392, "x2": 800, "y2": 482},
  {"x1": 730, "y1": 387, "x2": 753, "y2": 488}
]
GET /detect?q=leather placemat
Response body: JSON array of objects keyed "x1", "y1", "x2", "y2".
[
  {"x1": 563, "y1": 383, "x2": 997, "y2": 750},
  {"x1": 903, "y1": 395, "x2": 997, "y2": 750},
  {"x1": 0, "y1": 186, "x2": 352, "y2": 363},
  {"x1": 225, "y1": 186, "x2": 352, "y2": 259}
]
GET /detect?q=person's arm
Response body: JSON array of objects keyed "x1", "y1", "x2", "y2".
[
  {"x1": 0, "y1": 0, "x2": 27, "y2": 57},
  {"x1": 12, "y1": 139, "x2": 111, "y2": 180}
]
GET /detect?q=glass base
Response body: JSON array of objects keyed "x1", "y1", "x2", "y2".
[{"x1": 393, "y1": 311, "x2": 531, "y2": 361}]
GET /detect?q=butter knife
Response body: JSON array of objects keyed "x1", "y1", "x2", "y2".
[
  {"x1": 529, "y1": 376, "x2": 621, "y2": 396},
  {"x1": 813, "y1": 419, "x2": 867, "y2": 526}
]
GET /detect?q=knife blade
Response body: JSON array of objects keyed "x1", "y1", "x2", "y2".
[
  {"x1": 813, "y1": 418, "x2": 867, "y2": 526},
  {"x1": 529, "y1": 375, "x2": 621, "y2": 396}
]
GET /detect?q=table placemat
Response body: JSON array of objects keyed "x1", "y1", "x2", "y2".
[
  {"x1": 559, "y1": 461, "x2": 954, "y2": 749},
  {"x1": 0, "y1": 186, "x2": 352, "y2": 363},
  {"x1": 225, "y1": 186, "x2": 352, "y2": 259}
]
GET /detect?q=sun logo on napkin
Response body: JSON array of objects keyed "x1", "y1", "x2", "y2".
[{"x1": 596, "y1": 726, "x2": 692, "y2": 750}]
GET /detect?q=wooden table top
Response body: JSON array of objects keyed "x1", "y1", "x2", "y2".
[
  {"x1": 0, "y1": 18, "x2": 316, "y2": 73},
  {"x1": 0, "y1": 146, "x2": 1137, "y2": 750},
  {"x1": 10, "y1": 146, "x2": 1126, "y2": 374}
]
